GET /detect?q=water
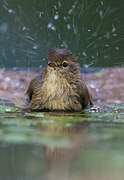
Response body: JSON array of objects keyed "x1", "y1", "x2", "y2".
[
  {"x1": 0, "y1": 0, "x2": 123, "y2": 68},
  {"x1": 0, "y1": 102, "x2": 124, "y2": 180}
]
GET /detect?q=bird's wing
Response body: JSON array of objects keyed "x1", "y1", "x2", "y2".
[
  {"x1": 26, "y1": 75, "x2": 42, "y2": 101},
  {"x1": 79, "y1": 79, "x2": 93, "y2": 108}
]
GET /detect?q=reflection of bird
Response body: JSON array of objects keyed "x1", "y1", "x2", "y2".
[{"x1": 26, "y1": 48, "x2": 93, "y2": 111}]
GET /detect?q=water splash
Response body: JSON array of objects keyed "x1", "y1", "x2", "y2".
[{"x1": 0, "y1": 0, "x2": 123, "y2": 68}]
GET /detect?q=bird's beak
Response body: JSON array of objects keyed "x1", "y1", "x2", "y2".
[{"x1": 48, "y1": 62, "x2": 56, "y2": 68}]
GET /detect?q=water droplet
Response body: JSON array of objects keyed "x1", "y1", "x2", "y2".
[
  {"x1": 22, "y1": 26, "x2": 26, "y2": 31},
  {"x1": 100, "y1": 1, "x2": 104, "y2": 5},
  {"x1": 105, "y1": 44, "x2": 110, "y2": 47},
  {"x1": 73, "y1": 26, "x2": 77, "y2": 34},
  {"x1": 48, "y1": 22, "x2": 52, "y2": 28},
  {"x1": 96, "y1": 88, "x2": 99, "y2": 92},
  {"x1": 90, "y1": 84, "x2": 96, "y2": 88},
  {"x1": 88, "y1": 29, "x2": 91, "y2": 32},
  {"x1": 67, "y1": 24, "x2": 71, "y2": 30},
  {"x1": 33, "y1": 45, "x2": 38, "y2": 50},
  {"x1": 48, "y1": 22, "x2": 56, "y2": 31},
  {"x1": 99, "y1": 10, "x2": 104, "y2": 19},
  {"x1": 26, "y1": 35, "x2": 34, "y2": 41},
  {"x1": 96, "y1": 52, "x2": 99, "y2": 56},
  {"x1": 58, "y1": 1, "x2": 61, "y2": 7},
  {"x1": 112, "y1": 24, "x2": 116, "y2": 32},
  {"x1": 91, "y1": 56, "x2": 95, "y2": 59},
  {"x1": 105, "y1": 32, "x2": 110, "y2": 39},
  {"x1": 54, "y1": 5, "x2": 57, "y2": 9},
  {"x1": 64, "y1": 16, "x2": 68, "y2": 21},
  {"x1": 0, "y1": 23, "x2": 8, "y2": 33},
  {"x1": 84, "y1": 64, "x2": 89, "y2": 68},
  {"x1": 61, "y1": 41, "x2": 68, "y2": 48},
  {"x1": 51, "y1": 26, "x2": 56, "y2": 31},
  {"x1": 112, "y1": 33, "x2": 117, "y2": 37},
  {"x1": 54, "y1": 14, "x2": 59, "y2": 20},
  {"x1": 72, "y1": 1, "x2": 77, "y2": 9},
  {"x1": 68, "y1": 9, "x2": 72, "y2": 14},
  {"x1": 8, "y1": 9, "x2": 15, "y2": 14},
  {"x1": 82, "y1": 52, "x2": 87, "y2": 57},
  {"x1": 39, "y1": 11, "x2": 43, "y2": 17},
  {"x1": 115, "y1": 47, "x2": 119, "y2": 51},
  {"x1": 5, "y1": 77, "x2": 11, "y2": 82}
]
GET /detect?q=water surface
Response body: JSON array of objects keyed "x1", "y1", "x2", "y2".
[{"x1": 0, "y1": 102, "x2": 124, "y2": 180}]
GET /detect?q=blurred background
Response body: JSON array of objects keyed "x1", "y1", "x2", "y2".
[{"x1": 0, "y1": 0, "x2": 123, "y2": 68}]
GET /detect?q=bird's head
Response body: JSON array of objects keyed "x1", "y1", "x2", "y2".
[{"x1": 46, "y1": 48, "x2": 80, "y2": 77}]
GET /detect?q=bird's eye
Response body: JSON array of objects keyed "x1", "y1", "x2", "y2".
[{"x1": 62, "y1": 61, "x2": 68, "y2": 67}]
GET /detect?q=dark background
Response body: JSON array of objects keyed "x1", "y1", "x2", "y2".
[{"x1": 0, "y1": 0, "x2": 123, "y2": 68}]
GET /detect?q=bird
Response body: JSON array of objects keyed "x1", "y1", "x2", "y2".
[{"x1": 26, "y1": 48, "x2": 93, "y2": 112}]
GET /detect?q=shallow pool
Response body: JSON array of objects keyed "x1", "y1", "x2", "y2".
[{"x1": 0, "y1": 101, "x2": 124, "y2": 180}]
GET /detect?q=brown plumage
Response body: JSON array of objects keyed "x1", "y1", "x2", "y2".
[{"x1": 26, "y1": 48, "x2": 93, "y2": 111}]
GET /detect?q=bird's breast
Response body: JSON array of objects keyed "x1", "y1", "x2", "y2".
[{"x1": 31, "y1": 70, "x2": 82, "y2": 111}]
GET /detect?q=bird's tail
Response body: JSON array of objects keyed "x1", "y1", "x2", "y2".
[{"x1": 10, "y1": 94, "x2": 30, "y2": 111}]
